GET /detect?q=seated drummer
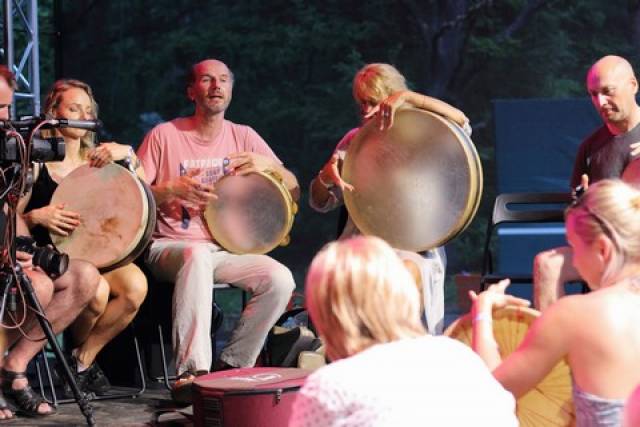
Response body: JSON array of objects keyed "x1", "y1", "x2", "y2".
[
  {"x1": 309, "y1": 63, "x2": 470, "y2": 334},
  {"x1": 136, "y1": 59, "x2": 299, "y2": 404},
  {"x1": 18, "y1": 79, "x2": 148, "y2": 396},
  {"x1": 471, "y1": 179, "x2": 640, "y2": 427}
]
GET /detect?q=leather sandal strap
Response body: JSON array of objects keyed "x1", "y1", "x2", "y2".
[
  {"x1": 0, "y1": 369, "x2": 26, "y2": 382},
  {"x1": 1, "y1": 368, "x2": 53, "y2": 416}
]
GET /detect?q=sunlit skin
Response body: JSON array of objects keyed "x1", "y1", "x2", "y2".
[
  {"x1": 0, "y1": 76, "x2": 54, "y2": 417},
  {"x1": 471, "y1": 198, "x2": 640, "y2": 403},
  {"x1": 151, "y1": 59, "x2": 299, "y2": 212},
  {"x1": 586, "y1": 55, "x2": 640, "y2": 135},
  {"x1": 18, "y1": 84, "x2": 148, "y2": 384},
  {"x1": 0, "y1": 78, "x2": 12, "y2": 120}
]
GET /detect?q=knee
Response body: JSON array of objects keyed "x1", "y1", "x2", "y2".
[
  {"x1": 181, "y1": 245, "x2": 212, "y2": 269},
  {"x1": 120, "y1": 275, "x2": 148, "y2": 313},
  {"x1": 86, "y1": 278, "x2": 109, "y2": 317},
  {"x1": 57, "y1": 260, "x2": 100, "y2": 302},
  {"x1": 533, "y1": 249, "x2": 566, "y2": 284},
  {"x1": 265, "y1": 263, "x2": 295, "y2": 300}
]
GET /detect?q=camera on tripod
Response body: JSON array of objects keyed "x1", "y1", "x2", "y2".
[
  {"x1": 0, "y1": 116, "x2": 65, "y2": 163},
  {"x1": 14, "y1": 236, "x2": 69, "y2": 279}
]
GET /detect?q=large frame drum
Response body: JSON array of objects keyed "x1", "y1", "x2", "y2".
[
  {"x1": 50, "y1": 163, "x2": 156, "y2": 272},
  {"x1": 343, "y1": 109, "x2": 482, "y2": 251},
  {"x1": 204, "y1": 170, "x2": 297, "y2": 254},
  {"x1": 445, "y1": 306, "x2": 575, "y2": 427}
]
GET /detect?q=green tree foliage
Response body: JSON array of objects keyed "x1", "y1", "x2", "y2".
[{"x1": 22, "y1": 0, "x2": 640, "y2": 285}]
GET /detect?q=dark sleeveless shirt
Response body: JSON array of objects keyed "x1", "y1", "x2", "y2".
[{"x1": 24, "y1": 164, "x2": 57, "y2": 246}]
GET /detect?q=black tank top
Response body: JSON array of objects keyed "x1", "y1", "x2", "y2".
[{"x1": 24, "y1": 163, "x2": 58, "y2": 246}]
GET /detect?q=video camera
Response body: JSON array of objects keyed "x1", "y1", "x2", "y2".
[{"x1": 0, "y1": 116, "x2": 102, "y2": 163}]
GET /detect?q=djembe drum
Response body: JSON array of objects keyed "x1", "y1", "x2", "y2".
[
  {"x1": 445, "y1": 306, "x2": 575, "y2": 426},
  {"x1": 204, "y1": 170, "x2": 297, "y2": 254},
  {"x1": 342, "y1": 108, "x2": 483, "y2": 251},
  {"x1": 50, "y1": 163, "x2": 156, "y2": 272}
]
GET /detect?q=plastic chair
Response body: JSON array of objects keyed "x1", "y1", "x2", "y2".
[{"x1": 480, "y1": 192, "x2": 572, "y2": 291}]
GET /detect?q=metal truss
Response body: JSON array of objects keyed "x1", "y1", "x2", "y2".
[{"x1": 2, "y1": 0, "x2": 40, "y2": 117}]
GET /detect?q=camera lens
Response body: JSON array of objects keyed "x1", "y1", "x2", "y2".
[{"x1": 32, "y1": 247, "x2": 69, "y2": 279}]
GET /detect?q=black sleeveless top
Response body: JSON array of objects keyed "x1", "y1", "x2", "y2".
[{"x1": 24, "y1": 163, "x2": 58, "y2": 246}]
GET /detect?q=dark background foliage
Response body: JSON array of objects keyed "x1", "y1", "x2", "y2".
[{"x1": 20, "y1": 0, "x2": 640, "y2": 296}]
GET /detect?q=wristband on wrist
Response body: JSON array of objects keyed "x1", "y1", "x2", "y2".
[{"x1": 472, "y1": 312, "x2": 492, "y2": 325}]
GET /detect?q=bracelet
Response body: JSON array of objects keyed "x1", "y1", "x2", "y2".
[
  {"x1": 472, "y1": 312, "x2": 492, "y2": 325},
  {"x1": 317, "y1": 172, "x2": 335, "y2": 189}
]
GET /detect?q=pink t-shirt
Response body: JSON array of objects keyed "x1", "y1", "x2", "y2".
[{"x1": 138, "y1": 117, "x2": 281, "y2": 242}]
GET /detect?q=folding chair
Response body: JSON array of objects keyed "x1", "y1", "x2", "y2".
[
  {"x1": 35, "y1": 325, "x2": 146, "y2": 405},
  {"x1": 480, "y1": 192, "x2": 573, "y2": 291}
]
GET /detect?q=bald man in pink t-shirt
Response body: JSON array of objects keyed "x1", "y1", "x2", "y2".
[{"x1": 137, "y1": 59, "x2": 299, "y2": 404}]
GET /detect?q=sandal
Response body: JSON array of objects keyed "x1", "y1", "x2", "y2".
[
  {"x1": 2, "y1": 369, "x2": 56, "y2": 417},
  {"x1": 0, "y1": 389, "x2": 14, "y2": 420},
  {"x1": 171, "y1": 370, "x2": 207, "y2": 406}
]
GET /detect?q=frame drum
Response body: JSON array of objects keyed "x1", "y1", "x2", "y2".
[
  {"x1": 445, "y1": 306, "x2": 575, "y2": 427},
  {"x1": 343, "y1": 109, "x2": 482, "y2": 251},
  {"x1": 203, "y1": 171, "x2": 297, "y2": 254},
  {"x1": 50, "y1": 163, "x2": 156, "y2": 272}
]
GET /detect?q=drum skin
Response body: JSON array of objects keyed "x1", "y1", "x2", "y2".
[
  {"x1": 50, "y1": 163, "x2": 156, "y2": 272},
  {"x1": 445, "y1": 306, "x2": 575, "y2": 427},
  {"x1": 342, "y1": 108, "x2": 482, "y2": 251},
  {"x1": 204, "y1": 171, "x2": 297, "y2": 254}
]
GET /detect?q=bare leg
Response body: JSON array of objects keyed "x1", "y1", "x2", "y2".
[
  {"x1": 0, "y1": 268, "x2": 54, "y2": 419},
  {"x1": 74, "y1": 263, "x2": 147, "y2": 367},
  {"x1": 70, "y1": 277, "x2": 109, "y2": 347},
  {"x1": 4, "y1": 260, "x2": 98, "y2": 414},
  {"x1": 533, "y1": 246, "x2": 580, "y2": 311}
]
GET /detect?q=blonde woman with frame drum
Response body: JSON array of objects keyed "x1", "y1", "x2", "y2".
[
  {"x1": 471, "y1": 179, "x2": 640, "y2": 427},
  {"x1": 289, "y1": 236, "x2": 517, "y2": 427},
  {"x1": 18, "y1": 79, "x2": 148, "y2": 396},
  {"x1": 309, "y1": 63, "x2": 471, "y2": 334}
]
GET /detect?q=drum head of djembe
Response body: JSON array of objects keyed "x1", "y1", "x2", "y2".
[
  {"x1": 445, "y1": 306, "x2": 575, "y2": 427},
  {"x1": 50, "y1": 163, "x2": 153, "y2": 271},
  {"x1": 343, "y1": 109, "x2": 482, "y2": 251},
  {"x1": 204, "y1": 171, "x2": 296, "y2": 254}
]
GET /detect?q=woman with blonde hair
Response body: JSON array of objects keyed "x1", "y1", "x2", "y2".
[
  {"x1": 289, "y1": 236, "x2": 518, "y2": 427},
  {"x1": 471, "y1": 179, "x2": 640, "y2": 427},
  {"x1": 18, "y1": 79, "x2": 148, "y2": 396},
  {"x1": 309, "y1": 63, "x2": 470, "y2": 334}
]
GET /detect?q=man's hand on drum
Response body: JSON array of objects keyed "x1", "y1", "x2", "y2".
[
  {"x1": 87, "y1": 142, "x2": 131, "y2": 168},
  {"x1": 319, "y1": 152, "x2": 354, "y2": 192},
  {"x1": 226, "y1": 152, "x2": 277, "y2": 175},
  {"x1": 29, "y1": 203, "x2": 81, "y2": 236},
  {"x1": 171, "y1": 175, "x2": 216, "y2": 207},
  {"x1": 468, "y1": 279, "x2": 530, "y2": 312}
]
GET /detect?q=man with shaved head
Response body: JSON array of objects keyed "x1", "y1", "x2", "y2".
[
  {"x1": 137, "y1": 59, "x2": 299, "y2": 404},
  {"x1": 532, "y1": 55, "x2": 640, "y2": 311}
]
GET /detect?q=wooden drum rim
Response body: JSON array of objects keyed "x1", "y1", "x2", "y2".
[
  {"x1": 342, "y1": 109, "x2": 483, "y2": 251},
  {"x1": 445, "y1": 305, "x2": 575, "y2": 427},
  {"x1": 204, "y1": 170, "x2": 297, "y2": 255},
  {"x1": 50, "y1": 163, "x2": 154, "y2": 272}
]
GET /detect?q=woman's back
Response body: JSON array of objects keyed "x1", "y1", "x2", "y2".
[
  {"x1": 566, "y1": 280, "x2": 640, "y2": 400},
  {"x1": 289, "y1": 336, "x2": 518, "y2": 427}
]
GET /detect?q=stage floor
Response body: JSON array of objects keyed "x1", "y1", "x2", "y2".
[{"x1": 0, "y1": 383, "x2": 192, "y2": 426}]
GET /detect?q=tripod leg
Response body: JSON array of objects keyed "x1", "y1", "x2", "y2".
[{"x1": 18, "y1": 272, "x2": 96, "y2": 426}]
